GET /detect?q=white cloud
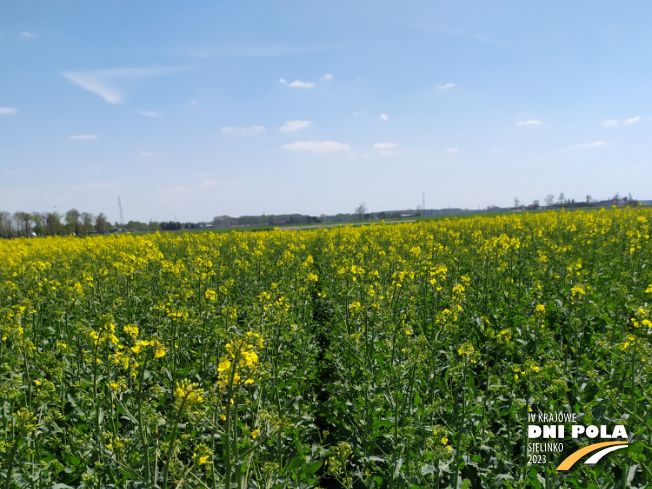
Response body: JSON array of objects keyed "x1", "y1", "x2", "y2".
[
  {"x1": 137, "y1": 110, "x2": 161, "y2": 118},
  {"x1": 373, "y1": 143, "x2": 399, "y2": 156},
  {"x1": 420, "y1": 26, "x2": 506, "y2": 48},
  {"x1": 279, "y1": 120, "x2": 312, "y2": 132},
  {"x1": 437, "y1": 83, "x2": 455, "y2": 89},
  {"x1": 20, "y1": 31, "x2": 37, "y2": 38},
  {"x1": 68, "y1": 134, "x2": 98, "y2": 140},
  {"x1": 321, "y1": 73, "x2": 333, "y2": 81},
  {"x1": 563, "y1": 141, "x2": 606, "y2": 151},
  {"x1": 279, "y1": 78, "x2": 287, "y2": 85},
  {"x1": 139, "y1": 151, "x2": 167, "y2": 158},
  {"x1": 189, "y1": 100, "x2": 199, "y2": 106},
  {"x1": 380, "y1": 114, "x2": 388, "y2": 121},
  {"x1": 282, "y1": 140, "x2": 350, "y2": 153},
  {"x1": 62, "y1": 66, "x2": 184, "y2": 104},
  {"x1": 603, "y1": 119, "x2": 619, "y2": 127},
  {"x1": 625, "y1": 116, "x2": 641, "y2": 125},
  {"x1": 221, "y1": 125, "x2": 265, "y2": 135},
  {"x1": 516, "y1": 119, "x2": 542, "y2": 126},
  {"x1": 446, "y1": 147, "x2": 458, "y2": 153},
  {"x1": 373, "y1": 142, "x2": 397, "y2": 149},
  {"x1": 288, "y1": 80, "x2": 314, "y2": 89},
  {"x1": 63, "y1": 71, "x2": 123, "y2": 103},
  {"x1": 0, "y1": 107, "x2": 17, "y2": 115}
]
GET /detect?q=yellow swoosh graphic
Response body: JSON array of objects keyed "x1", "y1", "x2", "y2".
[{"x1": 556, "y1": 441, "x2": 628, "y2": 471}]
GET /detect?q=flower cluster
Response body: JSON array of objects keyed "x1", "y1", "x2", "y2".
[{"x1": 217, "y1": 332, "x2": 263, "y2": 389}]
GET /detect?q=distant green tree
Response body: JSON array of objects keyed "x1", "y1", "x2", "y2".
[
  {"x1": 81, "y1": 212, "x2": 94, "y2": 235},
  {"x1": 355, "y1": 202, "x2": 368, "y2": 221},
  {"x1": 65, "y1": 208, "x2": 81, "y2": 235},
  {"x1": 45, "y1": 212, "x2": 62, "y2": 236},
  {"x1": 0, "y1": 211, "x2": 14, "y2": 237},
  {"x1": 32, "y1": 213, "x2": 46, "y2": 236},
  {"x1": 545, "y1": 194, "x2": 555, "y2": 207},
  {"x1": 95, "y1": 213, "x2": 108, "y2": 235},
  {"x1": 13, "y1": 211, "x2": 32, "y2": 237}
]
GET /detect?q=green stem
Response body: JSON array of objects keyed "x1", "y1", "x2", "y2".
[
  {"x1": 224, "y1": 348, "x2": 241, "y2": 488},
  {"x1": 3, "y1": 437, "x2": 22, "y2": 489},
  {"x1": 162, "y1": 396, "x2": 188, "y2": 489},
  {"x1": 137, "y1": 357, "x2": 151, "y2": 484}
]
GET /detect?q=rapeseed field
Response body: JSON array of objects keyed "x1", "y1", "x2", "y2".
[{"x1": 1, "y1": 208, "x2": 650, "y2": 488}]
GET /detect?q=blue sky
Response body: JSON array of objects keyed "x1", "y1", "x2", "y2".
[{"x1": 1, "y1": 1, "x2": 651, "y2": 222}]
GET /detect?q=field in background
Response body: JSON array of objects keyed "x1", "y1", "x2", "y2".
[{"x1": 1, "y1": 208, "x2": 650, "y2": 488}]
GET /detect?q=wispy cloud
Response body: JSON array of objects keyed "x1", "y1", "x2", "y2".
[
  {"x1": 437, "y1": 83, "x2": 455, "y2": 90},
  {"x1": 603, "y1": 116, "x2": 641, "y2": 127},
  {"x1": 68, "y1": 134, "x2": 98, "y2": 140},
  {"x1": 62, "y1": 66, "x2": 184, "y2": 104},
  {"x1": 321, "y1": 73, "x2": 333, "y2": 82},
  {"x1": 279, "y1": 120, "x2": 311, "y2": 132},
  {"x1": 373, "y1": 142, "x2": 399, "y2": 156},
  {"x1": 0, "y1": 107, "x2": 17, "y2": 115},
  {"x1": 178, "y1": 44, "x2": 334, "y2": 58},
  {"x1": 563, "y1": 141, "x2": 606, "y2": 151},
  {"x1": 282, "y1": 140, "x2": 350, "y2": 153},
  {"x1": 373, "y1": 142, "x2": 397, "y2": 150},
  {"x1": 446, "y1": 147, "x2": 459, "y2": 153},
  {"x1": 63, "y1": 71, "x2": 123, "y2": 103},
  {"x1": 516, "y1": 119, "x2": 542, "y2": 126},
  {"x1": 288, "y1": 80, "x2": 314, "y2": 89},
  {"x1": 137, "y1": 110, "x2": 162, "y2": 118},
  {"x1": 380, "y1": 114, "x2": 388, "y2": 121},
  {"x1": 415, "y1": 25, "x2": 508, "y2": 49},
  {"x1": 139, "y1": 151, "x2": 167, "y2": 158},
  {"x1": 279, "y1": 78, "x2": 315, "y2": 88},
  {"x1": 221, "y1": 125, "x2": 265, "y2": 135},
  {"x1": 20, "y1": 31, "x2": 37, "y2": 38}
]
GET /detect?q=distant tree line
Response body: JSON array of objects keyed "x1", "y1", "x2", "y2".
[
  {"x1": 0, "y1": 209, "x2": 106, "y2": 238},
  {"x1": 510, "y1": 192, "x2": 639, "y2": 211},
  {"x1": 124, "y1": 220, "x2": 161, "y2": 233},
  {"x1": 0, "y1": 209, "x2": 160, "y2": 238},
  {"x1": 210, "y1": 207, "x2": 484, "y2": 228},
  {"x1": 212, "y1": 214, "x2": 323, "y2": 228},
  {"x1": 3, "y1": 192, "x2": 643, "y2": 239}
]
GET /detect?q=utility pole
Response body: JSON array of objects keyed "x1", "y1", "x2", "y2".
[{"x1": 118, "y1": 196, "x2": 125, "y2": 229}]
